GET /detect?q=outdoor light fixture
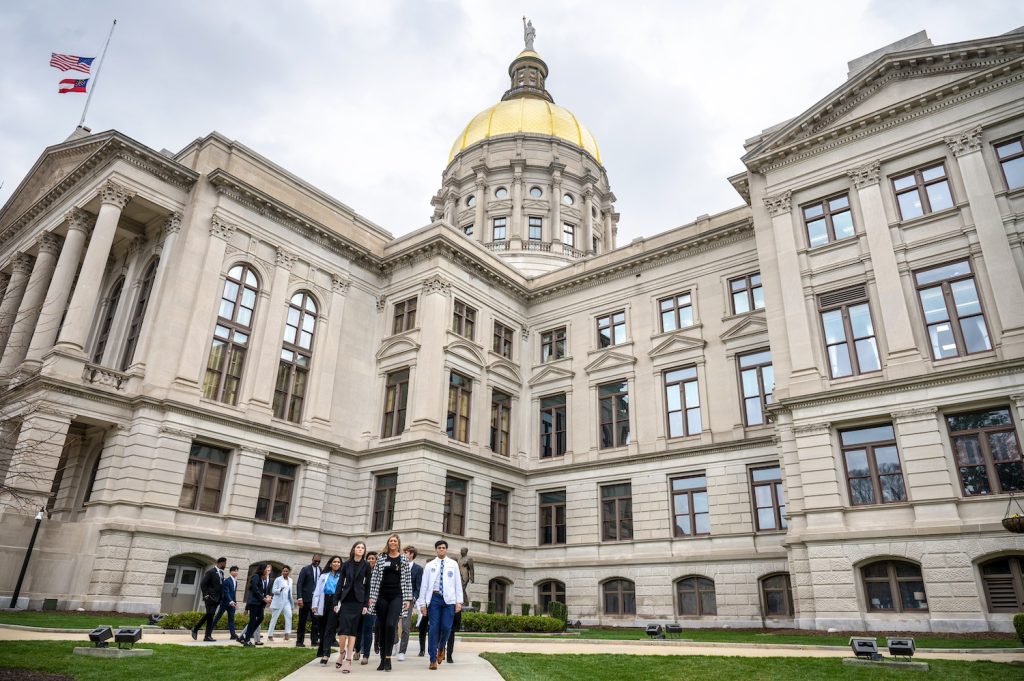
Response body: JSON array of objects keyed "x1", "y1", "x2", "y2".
[
  {"x1": 645, "y1": 624, "x2": 664, "y2": 639},
  {"x1": 849, "y1": 636, "x2": 881, "y2": 660},
  {"x1": 665, "y1": 623, "x2": 683, "y2": 638},
  {"x1": 887, "y1": 637, "x2": 915, "y2": 658},
  {"x1": 115, "y1": 627, "x2": 143, "y2": 649},
  {"x1": 88, "y1": 626, "x2": 113, "y2": 648}
]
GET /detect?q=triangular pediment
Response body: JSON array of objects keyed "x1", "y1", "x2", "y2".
[
  {"x1": 487, "y1": 358, "x2": 522, "y2": 385},
  {"x1": 720, "y1": 314, "x2": 768, "y2": 341},
  {"x1": 444, "y1": 338, "x2": 486, "y2": 368},
  {"x1": 648, "y1": 332, "x2": 706, "y2": 359},
  {"x1": 376, "y1": 334, "x2": 420, "y2": 360},
  {"x1": 584, "y1": 350, "x2": 637, "y2": 374},
  {"x1": 528, "y1": 363, "x2": 575, "y2": 387}
]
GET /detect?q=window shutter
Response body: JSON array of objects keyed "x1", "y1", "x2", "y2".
[
  {"x1": 983, "y1": 575, "x2": 1020, "y2": 612},
  {"x1": 818, "y1": 284, "x2": 867, "y2": 309}
]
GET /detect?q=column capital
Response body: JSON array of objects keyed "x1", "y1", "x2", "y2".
[
  {"x1": 209, "y1": 214, "x2": 237, "y2": 241},
  {"x1": 65, "y1": 207, "x2": 94, "y2": 235},
  {"x1": 762, "y1": 191, "x2": 792, "y2": 217},
  {"x1": 422, "y1": 274, "x2": 451, "y2": 297},
  {"x1": 98, "y1": 180, "x2": 134, "y2": 209},
  {"x1": 275, "y1": 247, "x2": 297, "y2": 271},
  {"x1": 890, "y1": 406, "x2": 939, "y2": 422},
  {"x1": 163, "y1": 212, "x2": 183, "y2": 236},
  {"x1": 944, "y1": 126, "x2": 984, "y2": 157},
  {"x1": 37, "y1": 232, "x2": 63, "y2": 256},
  {"x1": 847, "y1": 160, "x2": 881, "y2": 189},
  {"x1": 376, "y1": 295, "x2": 387, "y2": 312},
  {"x1": 11, "y1": 252, "x2": 34, "y2": 276},
  {"x1": 330, "y1": 274, "x2": 350, "y2": 295}
]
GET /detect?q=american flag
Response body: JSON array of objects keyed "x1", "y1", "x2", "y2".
[{"x1": 50, "y1": 53, "x2": 94, "y2": 73}]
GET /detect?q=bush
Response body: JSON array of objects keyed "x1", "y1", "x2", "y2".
[
  {"x1": 521, "y1": 603, "x2": 531, "y2": 616},
  {"x1": 1014, "y1": 613, "x2": 1024, "y2": 643},
  {"x1": 505, "y1": 604, "x2": 512, "y2": 616},
  {"x1": 471, "y1": 601, "x2": 481, "y2": 611},
  {"x1": 461, "y1": 612, "x2": 565, "y2": 633},
  {"x1": 486, "y1": 601, "x2": 496, "y2": 614},
  {"x1": 160, "y1": 610, "x2": 250, "y2": 631},
  {"x1": 548, "y1": 601, "x2": 567, "y2": 625}
]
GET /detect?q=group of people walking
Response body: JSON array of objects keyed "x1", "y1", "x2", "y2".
[{"x1": 190, "y1": 534, "x2": 464, "y2": 673}]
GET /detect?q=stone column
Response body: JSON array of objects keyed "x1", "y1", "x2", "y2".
[
  {"x1": 0, "y1": 273, "x2": 9, "y2": 303},
  {"x1": 225, "y1": 446, "x2": 266, "y2": 518},
  {"x1": 582, "y1": 188, "x2": 594, "y2": 254},
  {"x1": 473, "y1": 176, "x2": 486, "y2": 242},
  {"x1": 99, "y1": 237, "x2": 145, "y2": 368},
  {"x1": 408, "y1": 275, "x2": 450, "y2": 431},
  {"x1": 946, "y1": 127, "x2": 1024, "y2": 333},
  {"x1": 443, "y1": 192, "x2": 456, "y2": 226},
  {"x1": 130, "y1": 213, "x2": 182, "y2": 371},
  {"x1": 55, "y1": 180, "x2": 134, "y2": 354},
  {"x1": 510, "y1": 168, "x2": 524, "y2": 246},
  {"x1": 0, "y1": 406, "x2": 73, "y2": 511},
  {"x1": 847, "y1": 161, "x2": 918, "y2": 359},
  {"x1": 310, "y1": 274, "x2": 350, "y2": 425},
  {"x1": 549, "y1": 176, "x2": 562, "y2": 246},
  {"x1": 603, "y1": 212, "x2": 614, "y2": 250},
  {"x1": 0, "y1": 234, "x2": 62, "y2": 375},
  {"x1": 295, "y1": 460, "x2": 328, "y2": 529},
  {"x1": 25, "y1": 209, "x2": 93, "y2": 365},
  {"x1": 247, "y1": 248, "x2": 295, "y2": 410},
  {"x1": 0, "y1": 254, "x2": 34, "y2": 358}
]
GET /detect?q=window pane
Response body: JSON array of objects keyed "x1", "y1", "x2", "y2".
[
  {"x1": 953, "y1": 435, "x2": 985, "y2": 466},
  {"x1": 995, "y1": 462, "x2": 1024, "y2": 492},
  {"x1": 855, "y1": 337, "x2": 881, "y2": 372},
  {"x1": 828, "y1": 343, "x2": 852, "y2": 377},
  {"x1": 989, "y1": 431, "x2": 1022, "y2": 462},
  {"x1": 844, "y1": 449, "x2": 869, "y2": 477},
  {"x1": 821, "y1": 310, "x2": 846, "y2": 343},
  {"x1": 848, "y1": 304, "x2": 873, "y2": 338},
  {"x1": 661, "y1": 310, "x2": 677, "y2": 332},
  {"x1": 758, "y1": 507, "x2": 777, "y2": 530},
  {"x1": 899, "y1": 581, "x2": 927, "y2": 610},
  {"x1": 668, "y1": 411, "x2": 684, "y2": 438},
  {"x1": 745, "y1": 398, "x2": 763, "y2": 425},
  {"x1": 950, "y1": 280, "x2": 981, "y2": 316},
  {"x1": 807, "y1": 219, "x2": 829, "y2": 247},
  {"x1": 928, "y1": 322, "x2": 959, "y2": 358},
  {"x1": 829, "y1": 196, "x2": 849, "y2": 211},
  {"x1": 840, "y1": 425, "x2": 895, "y2": 446},
  {"x1": 918, "y1": 287, "x2": 949, "y2": 324},
  {"x1": 683, "y1": 381, "x2": 699, "y2": 407},
  {"x1": 960, "y1": 315, "x2": 991, "y2": 353},
  {"x1": 673, "y1": 476, "x2": 706, "y2": 491},
  {"x1": 741, "y1": 369, "x2": 760, "y2": 398},
  {"x1": 921, "y1": 166, "x2": 945, "y2": 182},
  {"x1": 915, "y1": 261, "x2": 972, "y2": 286},
  {"x1": 866, "y1": 582, "x2": 894, "y2": 610},
  {"x1": 733, "y1": 291, "x2": 750, "y2": 314},
  {"x1": 686, "y1": 409, "x2": 701, "y2": 435},
  {"x1": 1003, "y1": 156, "x2": 1024, "y2": 190},
  {"x1": 694, "y1": 513, "x2": 710, "y2": 534},
  {"x1": 926, "y1": 181, "x2": 953, "y2": 212},
  {"x1": 832, "y1": 210, "x2": 854, "y2": 239},
  {"x1": 803, "y1": 203, "x2": 824, "y2": 219},
  {"x1": 892, "y1": 175, "x2": 917, "y2": 191},
  {"x1": 898, "y1": 189, "x2": 924, "y2": 220}
]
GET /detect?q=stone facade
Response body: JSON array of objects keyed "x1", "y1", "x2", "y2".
[{"x1": 0, "y1": 28, "x2": 1022, "y2": 633}]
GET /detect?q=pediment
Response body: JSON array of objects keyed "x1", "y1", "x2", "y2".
[
  {"x1": 826, "y1": 70, "x2": 970, "y2": 130},
  {"x1": 376, "y1": 334, "x2": 420, "y2": 360},
  {"x1": 720, "y1": 314, "x2": 768, "y2": 341},
  {"x1": 528, "y1": 363, "x2": 575, "y2": 387},
  {"x1": 584, "y1": 350, "x2": 637, "y2": 374},
  {"x1": 444, "y1": 338, "x2": 486, "y2": 368},
  {"x1": 648, "y1": 332, "x2": 706, "y2": 359},
  {"x1": 487, "y1": 358, "x2": 522, "y2": 385}
]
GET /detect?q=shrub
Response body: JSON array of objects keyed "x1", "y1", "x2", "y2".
[
  {"x1": 486, "y1": 601, "x2": 496, "y2": 614},
  {"x1": 521, "y1": 603, "x2": 531, "y2": 616},
  {"x1": 1014, "y1": 613, "x2": 1024, "y2": 644},
  {"x1": 461, "y1": 612, "x2": 564, "y2": 633},
  {"x1": 471, "y1": 601, "x2": 481, "y2": 611},
  {"x1": 548, "y1": 601, "x2": 568, "y2": 625},
  {"x1": 505, "y1": 604, "x2": 512, "y2": 616},
  {"x1": 160, "y1": 610, "x2": 250, "y2": 631}
]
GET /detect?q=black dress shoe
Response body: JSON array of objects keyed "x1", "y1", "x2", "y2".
[
  {"x1": 384, "y1": 658, "x2": 392, "y2": 671},
  {"x1": 446, "y1": 656, "x2": 453, "y2": 663},
  {"x1": 229, "y1": 634, "x2": 238, "y2": 641},
  {"x1": 377, "y1": 659, "x2": 386, "y2": 671},
  {"x1": 203, "y1": 637, "x2": 216, "y2": 642},
  {"x1": 295, "y1": 642, "x2": 306, "y2": 647},
  {"x1": 190, "y1": 628, "x2": 198, "y2": 640},
  {"x1": 255, "y1": 641, "x2": 264, "y2": 646},
  {"x1": 418, "y1": 650, "x2": 425, "y2": 657}
]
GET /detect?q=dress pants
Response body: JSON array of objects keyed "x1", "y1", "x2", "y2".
[
  {"x1": 418, "y1": 611, "x2": 428, "y2": 653},
  {"x1": 427, "y1": 593, "x2": 454, "y2": 664},
  {"x1": 297, "y1": 601, "x2": 318, "y2": 646},
  {"x1": 267, "y1": 603, "x2": 292, "y2": 637},
  {"x1": 213, "y1": 601, "x2": 236, "y2": 637},
  {"x1": 374, "y1": 593, "x2": 403, "y2": 660},
  {"x1": 356, "y1": 612, "x2": 377, "y2": 657},
  {"x1": 316, "y1": 594, "x2": 338, "y2": 658},
  {"x1": 193, "y1": 600, "x2": 218, "y2": 638},
  {"x1": 446, "y1": 609, "x2": 462, "y2": 658},
  {"x1": 241, "y1": 604, "x2": 265, "y2": 642}
]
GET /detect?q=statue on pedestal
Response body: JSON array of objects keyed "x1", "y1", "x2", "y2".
[
  {"x1": 459, "y1": 547, "x2": 475, "y2": 606},
  {"x1": 523, "y1": 17, "x2": 536, "y2": 51}
]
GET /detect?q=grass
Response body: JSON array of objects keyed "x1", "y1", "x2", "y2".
[
  {"x1": 0, "y1": 611, "x2": 148, "y2": 630},
  {"x1": 0, "y1": 641, "x2": 310, "y2": 681},
  {"x1": 481, "y1": 652, "x2": 1023, "y2": 681}
]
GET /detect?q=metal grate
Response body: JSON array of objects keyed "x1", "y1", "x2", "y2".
[{"x1": 818, "y1": 284, "x2": 867, "y2": 309}]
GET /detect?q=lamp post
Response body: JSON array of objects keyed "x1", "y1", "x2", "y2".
[{"x1": 10, "y1": 508, "x2": 44, "y2": 608}]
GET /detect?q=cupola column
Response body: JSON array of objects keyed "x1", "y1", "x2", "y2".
[
  {"x1": 582, "y1": 188, "x2": 594, "y2": 255},
  {"x1": 474, "y1": 177, "x2": 486, "y2": 242},
  {"x1": 443, "y1": 192, "x2": 456, "y2": 227},
  {"x1": 510, "y1": 168, "x2": 524, "y2": 245},
  {"x1": 549, "y1": 174, "x2": 562, "y2": 245}
]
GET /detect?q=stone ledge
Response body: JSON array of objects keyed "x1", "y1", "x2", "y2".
[
  {"x1": 842, "y1": 658, "x2": 928, "y2": 671},
  {"x1": 73, "y1": 646, "x2": 154, "y2": 658}
]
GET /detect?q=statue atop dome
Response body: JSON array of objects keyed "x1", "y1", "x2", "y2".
[{"x1": 523, "y1": 16, "x2": 536, "y2": 51}]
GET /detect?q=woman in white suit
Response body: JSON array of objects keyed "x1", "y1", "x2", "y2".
[{"x1": 266, "y1": 565, "x2": 295, "y2": 641}]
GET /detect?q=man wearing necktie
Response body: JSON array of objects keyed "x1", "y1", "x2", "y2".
[
  {"x1": 416, "y1": 540, "x2": 462, "y2": 670},
  {"x1": 295, "y1": 554, "x2": 322, "y2": 648},
  {"x1": 214, "y1": 565, "x2": 239, "y2": 640},
  {"x1": 192, "y1": 557, "x2": 226, "y2": 642}
]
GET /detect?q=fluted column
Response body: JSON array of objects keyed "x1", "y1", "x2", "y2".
[
  {"x1": 946, "y1": 127, "x2": 1024, "y2": 333},
  {"x1": 25, "y1": 209, "x2": 93, "y2": 365},
  {"x1": 510, "y1": 169, "x2": 524, "y2": 245},
  {"x1": 473, "y1": 176, "x2": 486, "y2": 242},
  {"x1": 55, "y1": 181, "x2": 134, "y2": 354},
  {"x1": 0, "y1": 234, "x2": 62, "y2": 374},
  {"x1": 247, "y1": 248, "x2": 295, "y2": 410},
  {"x1": 130, "y1": 213, "x2": 182, "y2": 371},
  {"x1": 99, "y1": 237, "x2": 145, "y2": 367},
  {"x1": 408, "y1": 275, "x2": 450, "y2": 431},
  {"x1": 582, "y1": 188, "x2": 594, "y2": 254},
  {"x1": 0, "y1": 254, "x2": 34, "y2": 358},
  {"x1": 847, "y1": 160, "x2": 918, "y2": 356}
]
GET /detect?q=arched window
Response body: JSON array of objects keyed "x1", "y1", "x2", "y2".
[
  {"x1": 602, "y1": 578, "x2": 636, "y2": 615},
  {"x1": 488, "y1": 578, "x2": 511, "y2": 614},
  {"x1": 861, "y1": 560, "x2": 927, "y2": 612},
  {"x1": 273, "y1": 291, "x2": 318, "y2": 422},
  {"x1": 536, "y1": 580, "x2": 565, "y2": 614},
  {"x1": 203, "y1": 264, "x2": 259, "y2": 404},
  {"x1": 980, "y1": 555, "x2": 1024, "y2": 612},
  {"x1": 675, "y1": 576, "x2": 717, "y2": 617},
  {"x1": 120, "y1": 258, "x2": 158, "y2": 370},
  {"x1": 91, "y1": 277, "x2": 124, "y2": 363},
  {"x1": 761, "y1": 573, "x2": 794, "y2": 617}
]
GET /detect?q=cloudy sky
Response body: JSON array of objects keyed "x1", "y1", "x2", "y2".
[{"x1": 1, "y1": 1, "x2": 1022, "y2": 242}]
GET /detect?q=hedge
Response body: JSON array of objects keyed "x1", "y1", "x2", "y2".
[
  {"x1": 548, "y1": 601, "x2": 567, "y2": 625},
  {"x1": 460, "y1": 612, "x2": 564, "y2": 633},
  {"x1": 1014, "y1": 613, "x2": 1024, "y2": 643}
]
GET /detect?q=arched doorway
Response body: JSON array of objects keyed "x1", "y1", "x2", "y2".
[{"x1": 162, "y1": 554, "x2": 214, "y2": 613}]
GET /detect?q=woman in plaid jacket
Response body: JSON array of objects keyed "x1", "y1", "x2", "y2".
[{"x1": 366, "y1": 533, "x2": 414, "y2": 672}]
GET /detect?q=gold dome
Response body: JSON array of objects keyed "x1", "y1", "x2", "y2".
[{"x1": 448, "y1": 98, "x2": 601, "y2": 164}]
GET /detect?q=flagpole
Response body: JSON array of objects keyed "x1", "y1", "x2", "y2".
[{"x1": 79, "y1": 19, "x2": 117, "y2": 127}]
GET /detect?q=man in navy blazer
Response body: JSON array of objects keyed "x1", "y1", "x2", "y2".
[{"x1": 214, "y1": 565, "x2": 239, "y2": 640}]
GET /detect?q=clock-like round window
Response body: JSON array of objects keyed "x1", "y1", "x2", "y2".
[
  {"x1": 495, "y1": 187, "x2": 509, "y2": 199},
  {"x1": 530, "y1": 186, "x2": 543, "y2": 199},
  {"x1": 562, "y1": 193, "x2": 574, "y2": 206}
]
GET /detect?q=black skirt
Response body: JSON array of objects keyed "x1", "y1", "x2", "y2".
[{"x1": 336, "y1": 599, "x2": 363, "y2": 636}]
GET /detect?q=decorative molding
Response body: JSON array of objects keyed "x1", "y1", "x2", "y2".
[
  {"x1": 65, "y1": 207, "x2": 94, "y2": 235},
  {"x1": 890, "y1": 406, "x2": 939, "y2": 421},
  {"x1": 792, "y1": 422, "x2": 831, "y2": 435},
  {"x1": 209, "y1": 214, "x2": 238, "y2": 241},
  {"x1": 82, "y1": 364, "x2": 128, "y2": 391},
  {"x1": 376, "y1": 295, "x2": 387, "y2": 313},
  {"x1": 11, "y1": 252, "x2": 34, "y2": 275},
  {"x1": 847, "y1": 160, "x2": 881, "y2": 189},
  {"x1": 239, "y1": 445, "x2": 270, "y2": 457},
  {"x1": 163, "y1": 212, "x2": 183, "y2": 236},
  {"x1": 159, "y1": 425, "x2": 197, "y2": 440},
  {"x1": 125, "y1": 236, "x2": 145, "y2": 258},
  {"x1": 944, "y1": 126, "x2": 984, "y2": 156},
  {"x1": 37, "y1": 232, "x2": 63, "y2": 256},
  {"x1": 98, "y1": 180, "x2": 134, "y2": 209},
  {"x1": 275, "y1": 247, "x2": 297, "y2": 271},
  {"x1": 520, "y1": 326, "x2": 529, "y2": 341},
  {"x1": 421, "y1": 274, "x2": 451, "y2": 297},
  {"x1": 763, "y1": 191, "x2": 792, "y2": 217},
  {"x1": 330, "y1": 274, "x2": 350, "y2": 295}
]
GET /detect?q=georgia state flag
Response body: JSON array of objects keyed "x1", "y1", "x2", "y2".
[{"x1": 58, "y1": 78, "x2": 88, "y2": 94}]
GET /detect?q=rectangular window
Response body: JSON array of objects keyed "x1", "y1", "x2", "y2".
[
  {"x1": 738, "y1": 350, "x2": 774, "y2": 426},
  {"x1": 490, "y1": 390, "x2": 512, "y2": 456},
  {"x1": 540, "y1": 327, "x2": 566, "y2": 362},
  {"x1": 446, "y1": 372, "x2": 472, "y2": 442},
  {"x1": 392, "y1": 297, "x2": 417, "y2": 334},
  {"x1": 493, "y1": 321, "x2": 515, "y2": 359},
  {"x1": 665, "y1": 367, "x2": 700, "y2": 438},
  {"x1": 452, "y1": 300, "x2": 476, "y2": 340},
  {"x1": 528, "y1": 216, "x2": 543, "y2": 241},
  {"x1": 463, "y1": 223, "x2": 474, "y2": 237},
  {"x1": 539, "y1": 490, "x2": 566, "y2": 544},
  {"x1": 601, "y1": 482, "x2": 633, "y2": 541},
  {"x1": 179, "y1": 443, "x2": 229, "y2": 513},
  {"x1": 443, "y1": 476, "x2": 468, "y2": 535},
  {"x1": 596, "y1": 311, "x2": 627, "y2": 347},
  {"x1": 659, "y1": 293, "x2": 694, "y2": 333},
  {"x1": 371, "y1": 472, "x2": 397, "y2": 532},
  {"x1": 592, "y1": 236, "x2": 599, "y2": 254},
  {"x1": 562, "y1": 222, "x2": 576, "y2": 247},
  {"x1": 381, "y1": 368, "x2": 410, "y2": 438},
  {"x1": 840, "y1": 425, "x2": 908, "y2": 505},
  {"x1": 540, "y1": 393, "x2": 567, "y2": 458},
  {"x1": 947, "y1": 408, "x2": 1024, "y2": 496},
  {"x1": 892, "y1": 163, "x2": 954, "y2": 220},
  {"x1": 256, "y1": 459, "x2": 296, "y2": 524},
  {"x1": 802, "y1": 193, "x2": 854, "y2": 248},
  {"x1": 599, "y1": 381, "x2": 630, "y2": 449},
  {"x1": 819, "y1": 287, "x2": 881, "y2": 378},
  {"x1": 750, "y1": 466, "x2": 786, "y2": 531},
  {"x1": 671, "y1": 475, "x2": 709, "y2": 536},
  {"x1": 489, "y1": 487, "x2": 509, "y2": 543},
  {"x1": 493, "y1": 217, "x2": 507, "y2": 241},
  {"x1": 914, "y1": 260, "x2": 991, "y2": 359},
  {"x1": 996, "y1": 138, "x2": 1024, "y2": 190},
  {"x1": 730, "y1": 273, "x2": 764, "y2": 314}
]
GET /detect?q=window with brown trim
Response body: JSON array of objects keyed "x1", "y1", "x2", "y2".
[
  {"x1": 541, "y1": 327, "x2": 566, "y2": 362},
  {"x1": 537, "y1": 580, "x2": 566, "y2": 614},
  {"x1": 493, "y1": 217, "x2": 507, "y2": 241},
  {"x1": 602, "y1": 579, "x2": 636, "y2": 615},
  {"x1": 562, "y1": 222, "x2": 576, "y2": 247},
  {"x1": 601, "y1": 482, "x2": 632, "y2": 541},
  {"x1": 761, "y1": 573, "x2": 794, "y2": 617},
  {"x1": 861, "y1": 560, "x2": 928, "y2": 612},
  {"x1": 599, "y1": 381, "x2": 630, "y2": 449},
  {"x1": 995, "y1": 138, "x2": 1024, "y2": 190},
  {"x1": 179, "y1": 443, "x2": 229, "y2": 513},
  {"x1": 665, "y1": 367, "x2": 700, "y2": 438},
  {"x1": 676, "y1": 576, "x2": 717, "y2": 616},
  {"x1": 489, "y1": 487, "x2": 509, "y2": 543},
  {"x1": 750, "y1": 465, "x2": 787, "y2": 531},
  {"x1": 819, "y1": 287, "x2": 880, "y2": 378},
  {"x1": 490, "y1": 390, "x2": 511, "y2": 456},
  {"x1": 671, "y1": 474, "x2": 709, "y2": 537},
  {"x1": 538, "y1": 490, "x2": 566, "y2": 545},
  {"x1": 738, "y1": 350, "x2": 774, "y2": 426},
  {"x1": 381, "y1": 368, "x2": 409, "y2": 438},
  {"x1": 452, "y1": 300, "x2": 476, "y2": 339},
  {"x1": 488, "y1": 579, "x2": 510, "y2": 613},
  {"x1": 120, "y1": 259, "x2": 158, "y2": 370},
  {"x1": 256, "y1": 459, "x2": 296, "y2": 524},
  {"x1": 914, "y1": 260, "x2": 991, "y2": 359},
  {"x1": 463, "y1": 223, "x2": 474, "y2": 237},
  {"x1": 659, "y1": 293, "x2": 694, "y2": 332},
  {"x1": 596, "y1": 311, "x2": 626, "y2": 347},
  {"x1": 392, "y1": 297, "x2": 417, "y2": 334},
  {"x1": 802, "y1": 194, "x2": 854, "y2": 248},
  {"x1": 980, "y1": 555, "x2": 1024, "y2": 612},
  {"x1": 540, "y1": 393, "x2": 567, "y2": 459},
  {"x1": 371, "y1": 472, "x2": 397, "y2": 532},
  {"x1": 92, "y1": 277, "x2": 124, "y2": 363},
  {"x1": 528, "y1": 216, "x2": 543, "y2": 241},
  {"x1": 946, "y1": 408, "x2": 1024, "y2": 496},
  {"x1": 730, "y1": 273, "x2": 764, "y2": 314},
  {"x1": 892, "y1": 163, "x2": 954, "y2": 220},
  {"x1": 493, "y1": 321, "x2": 514, "y2": 359},
  {"x1": 274, "y1": 291, "x2": 318, "y2": 423},
  {"x1": 840, "y1": 424, "x2": 907, "y2": 505},
  {"x1": 203, "y1": 265, "x2": 259, "y2": 404},
  {"x1": 446, "y1": 372, "x2": 472, "y2": 442},
  {"x1": 443, "y1": 476, "x2": 467, "y2": 535}
]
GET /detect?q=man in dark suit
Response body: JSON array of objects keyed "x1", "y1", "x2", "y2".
[
  {"x1": 191, "y1": 557, "x2": 226, "y2": 642},
  {"x1": 239, "y1": 563, "x2": 273, "y2": 646},
  {"x1": 213, "y1": 565, "x2": 239, "y2": 640},
  {"x1": 294, "y1": 553, "x2": 321, "y2": 648}
]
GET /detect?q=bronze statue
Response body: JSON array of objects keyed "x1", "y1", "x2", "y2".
[{"x1": 458, "y1": 547, "x2": 474, "y2": 606}]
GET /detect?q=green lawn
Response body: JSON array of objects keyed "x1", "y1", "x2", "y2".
[
  {"x1": 0, "y1": 611, "x2": 148, "y2": 630},
  {"x1": 0, "y1": 641, "x2": 310, "y2": 681},
  {"x1": 482, "y1": 653, "x2": 1022, "y2": 681}
]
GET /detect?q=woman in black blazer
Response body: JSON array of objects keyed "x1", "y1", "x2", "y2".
[
  {"x1": 332, "y1": 541, "x2": 371, "y2": 673},
  {"x1": 239, "y1": 563, "x2": 272, "y2": 646}
]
